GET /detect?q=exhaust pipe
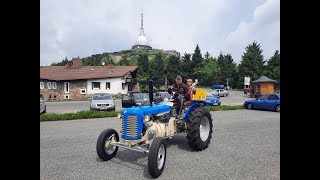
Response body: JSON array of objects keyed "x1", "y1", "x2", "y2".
[{"x1": 149, "y1": 78, "x2": 154, "y2": 106}]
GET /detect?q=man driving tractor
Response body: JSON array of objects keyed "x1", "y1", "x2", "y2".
[{"x1": 168, "y1": 75, "x2": 190, "y2": 118}]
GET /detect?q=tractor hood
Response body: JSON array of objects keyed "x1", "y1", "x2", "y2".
[{"x1": 121, "y1": 104, "x2": 171, "y2": 116}]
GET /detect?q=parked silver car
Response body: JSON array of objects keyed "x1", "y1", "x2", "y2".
[
  {"x1": 210, "y1": 89, "x2": 229, "y2": 97},
  {"x1": 40, "y1": 94, "x2": 46, "y2": 114},
  {"x1": 90, "y1": 93, "x2": 115, "y2": 111}
]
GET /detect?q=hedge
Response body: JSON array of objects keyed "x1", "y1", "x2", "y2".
[
  {"x1": 40, "y1": 110, "x2": 118, "y2": 121},
  {"x1": 205, "y1": 105, "x2": 245, "y2": 111}
]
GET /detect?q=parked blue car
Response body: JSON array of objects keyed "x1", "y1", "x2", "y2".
[
  {"x1": 244, "y1": 94, "x2": 280, "y2": 112},
  {"x1": 206, "y1": 94, "x2": 221, "y2": 106},
  {"x1": 211, "y1": 84, "x2": 224, "y2": 89}
]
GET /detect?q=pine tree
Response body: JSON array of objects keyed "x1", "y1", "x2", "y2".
[
  {"x1": 216, "y1": 52, "x2": 236, "y2": 85},
  {"x1": 191, "y1": 44, "x2": 203, "y2": 68},
  {"x1": 149, "y1": 53, "x2": 165, "y2": 81},
  {"x1": 137, "y1": 53, "x2": 150, "y2": 79},
  {"x1": 238, "y1": 41, "x2": 265, "y2": 85},
  {"x1": 264, "y1": 50, "x2": 280, "y2": 87}
]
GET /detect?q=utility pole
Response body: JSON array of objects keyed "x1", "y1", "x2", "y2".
[{"x1": 227, "y1": 78, "x2": 229, "y2": 89}]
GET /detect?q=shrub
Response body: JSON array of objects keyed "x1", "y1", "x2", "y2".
[
  {"x1": 205, "y1": 105, "x2": 245, "y2": 111},
  {"x1": 40, "y1": 110, "x2": 118, "y2": 121}
]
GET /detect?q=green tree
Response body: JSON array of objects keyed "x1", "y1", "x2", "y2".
[
  {"x1": 137, "y1": 53, "x2": 150, "y2": 78},
  {"x1": 149, "y1": 53, "x2": 165, "y2": 81},
  {"x1": 238, "y1": 41, "x2": 265, "y2": 86},
  {"x1": 191, "y1": 44, "x2": 203, "y2": 70},
  {"x1": 204, "y1": 51, "x2": 211, "y2": 59},
  {"x1": 51, "y1": 57, "x2": 70, "y2": 66},
  {"x1": 166, "y1": 55, "x2": 183, "y2": 84},
  {"x1": 118, "y1": 56, "x2": 130, "y2": 66},
  {"x1": 181, "y1": 53, "x2": 192, "y2": 78},
  {"x1": 216, "y1": 53, "x2": 237, "y2": 86},
  {"x1": 264, "y1": 50, "x2": 280, "y2": 87},
  {"x1": 193, "y1": 58, "x2": 219, "y2": 86}
]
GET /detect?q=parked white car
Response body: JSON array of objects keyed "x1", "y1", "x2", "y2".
[
  {"x1": 40, "y1": 94, "x2": 46, "y2": 114},
  {"x1": 210, "y1": 89, "x2": 229, "y2": 97}
]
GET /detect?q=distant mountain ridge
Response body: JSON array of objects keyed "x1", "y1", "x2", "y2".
[{"x1": 50, "y1": 49, "x2": 181, "y2": 66}]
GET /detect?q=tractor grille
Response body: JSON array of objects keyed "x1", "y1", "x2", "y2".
[{"x1": 122, "y1": 115, "x2": 138, "y2": 138}]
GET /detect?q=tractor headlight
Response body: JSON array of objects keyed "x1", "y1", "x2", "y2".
[{"x1": 144, "y1": 115, "x2": 151, "y2": 122}]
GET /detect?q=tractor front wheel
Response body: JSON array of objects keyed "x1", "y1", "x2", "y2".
[
  {"x1": 148, "y1": 137, "x2": 167, "y2": 178},
  {"x1": 186, "y1": 107, "x2": 213, "y2": 151},
  {"x1": 96, "y1": 128, "x2": 119, "y2": 161}
]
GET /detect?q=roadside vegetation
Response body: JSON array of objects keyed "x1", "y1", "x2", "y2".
[{"x1": 40, "y1": 110, "x2": 118, "y2": 121}]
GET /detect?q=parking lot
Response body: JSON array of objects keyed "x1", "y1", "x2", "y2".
[
  {"x1": 45, "y1": 90, "x2": 252, "y2": 114},
  {"x1": 40, "y1": 109, "x2": 280, "y2": 180}
]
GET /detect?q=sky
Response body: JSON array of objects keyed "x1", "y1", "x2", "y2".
[{"x1": 40, "y1": 0, "x2": 280, "y2": 65}]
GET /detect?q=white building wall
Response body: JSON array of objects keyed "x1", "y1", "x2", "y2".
[{"x1": 87, "y1": 77, "x2": 128, "y2": 95}]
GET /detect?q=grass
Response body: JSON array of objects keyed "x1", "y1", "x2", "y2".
[
  {"x1": 205, "y1": 105, "x2": 245, "y2": 111},
  {"x1": 40, "y1": 110, "x2": 118, "y2": 122},
  {"x1": 40, "y1": 105, "x2": 245, "y2": 121}
]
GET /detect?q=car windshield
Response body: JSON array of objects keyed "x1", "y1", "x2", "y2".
[
  {"x1": 92, "y1": 94, "x2": 112, "y2": 100},
  {"x1": 206, "y1": 95, "x2": 213, "y2": 98},
  {"x1": 133, "y1": 93, "x2": 148, "y2": 100}
]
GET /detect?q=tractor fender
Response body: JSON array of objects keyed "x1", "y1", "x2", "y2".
[{"x1": 183, "y1": 102, "x2": 201, "y2": 122}]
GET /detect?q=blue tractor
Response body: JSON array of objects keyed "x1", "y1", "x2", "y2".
[{"x1": 96, "y1": 80, "x2": 214, "y2": 178}]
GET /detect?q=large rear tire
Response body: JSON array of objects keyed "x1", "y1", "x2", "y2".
[
  {"x1": 96, "y1": 128, "x2": 119, "y2": 161},
  {"x1": 148, "y1": 137, "x2": 167, "y2": 178},
  {"x1": 186, "y1": 107, "x2": 213, "y2": 151}
]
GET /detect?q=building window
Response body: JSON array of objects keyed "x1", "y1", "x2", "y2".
[
  {"x1": 64, "y1": 82, "x2": 69, "y2": 93},
  {"x1": 106, "y1": 82, "x2": 111, "y2": 90},
  {"x1": 80, "y1": 89, "x2": 87, "y2": 94},
  {"x1": 40, "y1": 82, "x2": 44, "y2": 89},
  {"x1": 52, "y1": 82, "x2": 57, "y2": 89},
  {"x1": 122, "y1": 83, "x2": 126, "y2": 90},
  {"x1": 92, "y1": 82, "x2": 100, "y2": 90},
  {"x1": 47, "y1": 82, "x2": 52, "y2": 89}
]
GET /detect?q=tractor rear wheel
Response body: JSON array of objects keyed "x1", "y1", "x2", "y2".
[
  {"x1": 96, "y1": 128, "x2": 119, "y2": 161},
  {"x1": 186, "y1": 107, "x2": 213, "y2": 151},
  {"x1": 148, "y1": 137, "x2": 167, "y2": 178}
]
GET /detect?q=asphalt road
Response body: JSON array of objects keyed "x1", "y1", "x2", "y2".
[
  {"x1": 45, "y1": 90, "x2": 253, "y2": 114},
  {"x1": 40, "y1": 109, "x2": 280, "y2": 180}
]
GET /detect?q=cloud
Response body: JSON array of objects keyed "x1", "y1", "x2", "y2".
[
  {"x1": 40, "y1": 0, "x2": 279, "y2": 65},
  {"x1": 222, "y1": 0, "x2": 280, "y2": 62}
]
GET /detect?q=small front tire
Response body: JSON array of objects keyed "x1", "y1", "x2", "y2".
[
  {"x1": 247, "y1": 103, "x2": 253, "y2": 110},
  {"x1": 148, "y1": 137, "x2": 167, "y2": 178},
  {"x1": 96, "y1": 128, "x2": 119, "y2": 161}
]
